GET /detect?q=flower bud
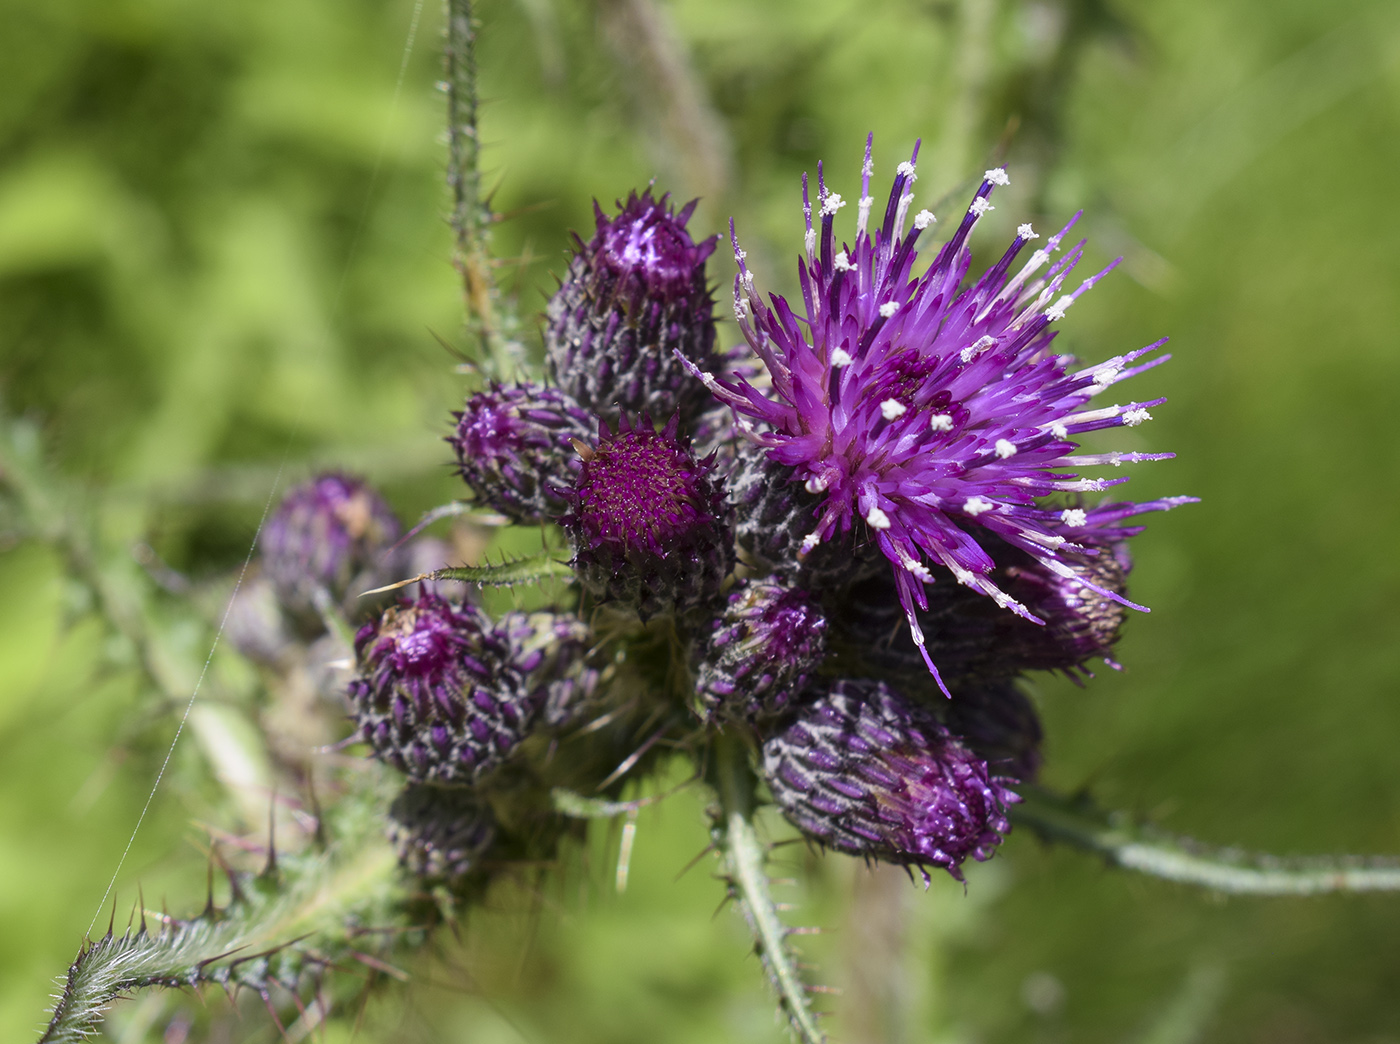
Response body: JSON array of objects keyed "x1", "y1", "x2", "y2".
[
  {"x1": 449, "y1": 382, "x2": 594, "y2": 523},
  {"x1": 496, "y1": 610, "x2": 601, "y2": 728},
  {"x1": 695, "y1": 576, "x2": 827, "y2": 724},
  {"x1": 545, "y1": 190, "x2": 718, "y2": 429},
  {"x1": 944, "y1": 679, "x2": 1043, "y2": 783},
  {"x1": 260, "y1": 473, "x2": 403, "y2": 617},
  {"x1": 562, "y1": 414, "x2": 732, "y2": 618},
  {"x1": 761, "y1": 679, "x2": 1017, "y2": 881},
  {"x1": 348, "y1": 593, "x2": 536, "y2": 785}
]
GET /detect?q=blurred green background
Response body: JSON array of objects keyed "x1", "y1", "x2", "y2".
[{"x1": 3, "y1": 0, "x2": 1400, "y2": 1040}]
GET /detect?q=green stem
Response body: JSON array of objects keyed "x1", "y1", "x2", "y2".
[
  {"x1": 444, "y1": 0, "x2": 522, "y2": 379},
  {"x1": 1014, "y1": 785, "x2": 1400, "y2": 895},
  {"x1": 710, "y1": 735, "x2": 826, "y2": 1044}
]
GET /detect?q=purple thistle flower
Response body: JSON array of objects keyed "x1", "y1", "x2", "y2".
[
  {"x1": 546, "y1": 190, "x2": 719, "y2": 429},
  {"x1": 684, "y1": 136, "x2": 1195, "y2": 692},
  {"x1": 562, "y1": 413, "x2": 732, "y2": 618},
  {"x1": 762, "y1": 678, "x2": 1017, "y2": 881},
  {"x1": 348, "y1": 592, "x2": 536, "y2": 785},
  {"x1": 260, "y1": 473, "x2": 404, "y2": 616},
  {"x1": 449, "y1": 382, "x2": 595, "y2": 523},
  {"x1": 695, "y1": 575, "x2": 828, "y2": 723}
]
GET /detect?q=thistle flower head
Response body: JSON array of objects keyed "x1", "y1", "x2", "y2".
[
  {"x1": 449, "y1": 382, "x2": 595, "y2": 523},
  {"x1": 546, "y1": 190, "x2": 719, "y2": 428},
  {"x1": 260, "y1": 473, "x2": 403, "y2": 615},
  {"x1": 687, "y1": 136, "x2": 1195, "y2": 691},
  {"x1": 348, "y1": 592, "x2": 535, "y2": 785},
  {"x1": 762, "y1": 678, "x2": 1017, "y2": 880},
  {"x1": 562, "y1": 413, "x2": 732, "y2": 618},
  {"x1": 695, "y1": 576, "x2": 828, "y2": 723}
]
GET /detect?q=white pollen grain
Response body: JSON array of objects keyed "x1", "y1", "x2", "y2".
[
  {"x1": 832, "y1": 250, "x2": 854, "y2": 271},
  {"x1": 897, "y1": 161, "x2": 917, "y2": 180},
  {"x1": 1093, "y1": 366, "x2": 1122, "y2": 387},
  {"x1": 929, "y1": 413, "x2": 954, "y2": 432},
  {"x1": 970, "y1": 197, "x2": 995, "y2": 217},
  {"x1": 821, "y1": 193, "x2": 846, "y2": 216},
  {"x1": 800, "y1": 532, "x2": 822, "y2": 553},
  {"x1": 1045, "y1": 295, "x2": 1074, "y2": 321},
  {"x1": 879, "y1": 301, "x2": 899, "y2": 318},
  {"x1": 1050, "y1": 422, "x2": 1068, "y2": 439},
  {"x1": 865, "y1": 506, "x2": 892, "y2": 529},
  {"x1": 913, "y1": 209, "x2": 936, "y2": 230},
  {"x1": 1122, "y1": 408, "x2": 1152, "y2": 426},
  {"x1": 984, "y1": 167, "x2": 1010, "y2": 186},
  {"x1": 1017, "y1": 223, "x2": 1038, "y2": 240},
  {"x1": 964, "y1": 496, "x2": 994, "y2": 516},
  {"x1": 804, "y1": 228, "x2": 816, "y2": 254},
  {"x1": 995, "y1": 439, "x2": 1017, "y2": 459},
  {"x1": 830, "y1": 348, "x2": 853, "y2": 367},
  {"x1": 880, "y1": 398, "x2": 907, "y2": 420},
  {"x1": 1060, "y1": 508, "x2": 1088, "y2": 527}
]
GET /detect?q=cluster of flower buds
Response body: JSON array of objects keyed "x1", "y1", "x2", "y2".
[{"x1": 310, "y1": 150, "x2": 1191, "y2": 888}]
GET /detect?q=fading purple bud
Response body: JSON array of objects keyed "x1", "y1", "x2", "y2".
[
  {"x1": 260, "y1": 473, "x2": 403, "y2": 616},
  {"x1": 449, "y1": 382, "x2": 595, "y2": 523},
  {"x1": 762, "y1": 679, "x2": 1017, "y2": 881},
  {"x1": 545, "y1": 190, "x2": 718, "y2": 429},
  {"x1": 348, "y1": 592, "x2": 535, "y2": 785},
  {"x1": 562, "y1": 413, "x2": 732, "y2": 619},
  {"x1": 695, "y1": 576, "x2": 828, "y2": 723},
  {"x1": 496, "y1": 610, "x2": 601, "y2": 728},
  {"x1": 387, "y1": 783, "x2": 497, "y2": 885}
]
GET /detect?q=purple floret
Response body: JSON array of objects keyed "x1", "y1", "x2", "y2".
[{"x1": 685, "y1": 136, "x2": 1195, "y2": 691}]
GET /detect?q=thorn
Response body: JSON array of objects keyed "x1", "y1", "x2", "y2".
[
  {"x1": 263, "y1": 790, "x2": 278, "y2": 879},
  {"x1": 805, "y1": 984, "x2": 842, "y2": 995},
  {"x1": 359, "y1": 572, "x2": 431, "y2": 597},
  {"x1": 675, "y1": 842, "x2": 717, "y2": 882}
]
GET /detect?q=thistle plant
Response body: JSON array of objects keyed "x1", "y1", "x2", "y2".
[{"x1": 16, "y1": 4, "x2": 1400, "y2": 1043}]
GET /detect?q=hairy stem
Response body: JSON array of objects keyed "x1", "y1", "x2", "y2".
[
  {"x1": 1014, "y1": 784, "x2": 1400, "y2": 895},
  {"x1": 445, "y1": 0, "x2": 523, "y2": 379},
  {"x1": 710, "y1": 734, "x2": 826, "y2": 1044}
]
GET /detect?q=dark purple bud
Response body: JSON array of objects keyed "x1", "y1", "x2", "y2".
[
  {"x1": 562, "y1": 414, "x2": 732, "y2": 619},
  {"x1": 545, "y1": 190, "x2": 718, "y2": 430},
  {"x1": 695, "y1": 576, "x2": 828, "y2": 723},
  {"x1": 728, "y1": 443, "x2": 884, "y2": 588},
  {"x1": 449, "y1": 382, "x2": 595, "y2": 523},
  {"x1": 387, "y1": 783, "x2": 497, "y2": 886},
  {"x1": 762, "y1": 679, "x2": 1018, "y2": 881},
  {"x1": 260, "y1": 473, "x2": 404, "y2": 617},
  {"x1": 830, "y1": 531, "x2": 1131, "y2": 689},
  {"x1": 943, "y1": 679, "x2": 1043, "y2": 783},
  {"x1": 347, "y1": 592, "x2": 537, "y2": 785}
]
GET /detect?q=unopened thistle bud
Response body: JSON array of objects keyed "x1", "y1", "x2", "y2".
[
  {"x1": 387, "y1": 783, "x2": 497, "y2": 886},
  {"x1": 562, "y1": 414, "x2": 732, "y2": 619},
  {"x1": 695, "y1": 576, "x2": 828, "y2": 723},
  {"x1": 260, "y1": 473, "x2": 403, "y2": 617},
  {"x1": 545, "y1": 190, "x2": 718, "y2": 429},
  {"x1": 944, "y1": 679, "x2": 1043, "y2": 783},
  {"x1": 497, "y1": 610, "x2": 601, "y2": 728},
  {"x1": 348, "y1": 593, "x2": 536, "y2": 785},
  {"x1": 449, "y1": 382, "x2": 594, "y2": 523},
  {"x1": 762, "y1": 679, "x2": 1017, "y2": 880}
]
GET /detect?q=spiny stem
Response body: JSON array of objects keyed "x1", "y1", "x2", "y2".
[
  {"x1": 1014, "y1": 784, "x2": 1400, "y2": 895},
  {"x1": 445, "y1": 0, "x2": 523, "y2": 379},
  {"x1": 710, "y1": 734, "x2": 825, "y2": 1044}
]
